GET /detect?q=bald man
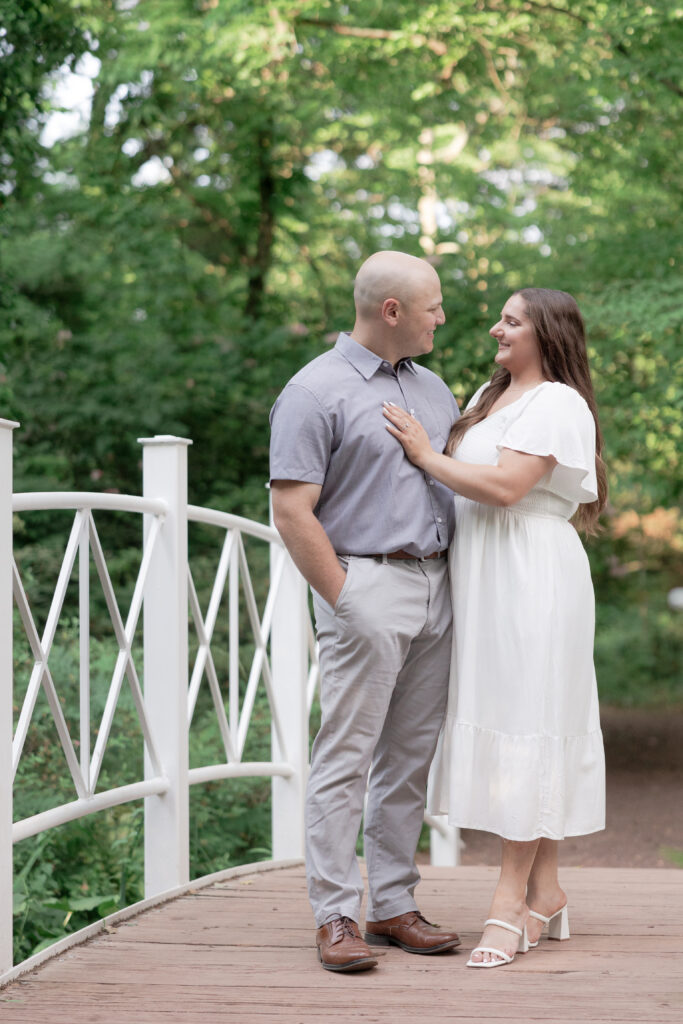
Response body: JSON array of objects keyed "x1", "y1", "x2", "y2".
[{"x1": 270, "y1": 251, "x2": 461, "y2": 972}]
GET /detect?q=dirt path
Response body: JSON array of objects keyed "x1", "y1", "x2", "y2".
[{"x1": 458, "y1": 706, "x2": 683, "y2": 868}]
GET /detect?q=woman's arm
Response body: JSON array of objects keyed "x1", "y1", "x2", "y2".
[{"x1": 383, "y1": 402, "x2": 555, "y2": 507}]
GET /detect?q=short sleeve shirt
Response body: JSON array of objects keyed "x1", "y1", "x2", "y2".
[{"x1": 269, "y1": 332, "x2": 460, "y2": 557}]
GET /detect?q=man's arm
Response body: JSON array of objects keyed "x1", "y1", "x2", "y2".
[{"x1": 271, "y1": 480, "x2": 347, "y2": 608}]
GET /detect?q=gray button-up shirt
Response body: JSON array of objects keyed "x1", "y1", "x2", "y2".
[{"x1": 269, "y1": 332, "x2": 459, "y2": 557}]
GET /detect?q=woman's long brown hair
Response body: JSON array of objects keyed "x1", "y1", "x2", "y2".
[{"x1": 446, "y1": 288, "x2": 608, "y2": 534}]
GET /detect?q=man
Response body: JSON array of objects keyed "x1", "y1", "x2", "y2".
[{"x1": 269, "y1": 250, "x2": 460, "y2": 972}]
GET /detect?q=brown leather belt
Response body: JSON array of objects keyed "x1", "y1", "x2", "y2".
[{"x1": 366, "y1": 549, "x2": 447, "y2": 561}]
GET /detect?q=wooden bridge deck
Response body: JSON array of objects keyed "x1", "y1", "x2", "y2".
[{"x1": 1, "y1": 862, "x2": 681, "y2": 1023}]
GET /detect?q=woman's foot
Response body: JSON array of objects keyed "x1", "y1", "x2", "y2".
[
  {"x1": 468, "y1": 900, "x2": 529, "y2": 965},
  {"x1": 526, "y1": 886, "x2": 567, "y2": 946}
]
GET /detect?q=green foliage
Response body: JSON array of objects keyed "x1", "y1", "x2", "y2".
[
  {"x1": 0, "y1": 0, "x2": 90, "y2": 194},
  {"x1": 583, "y1": 279, "x2": 683, "y2": 508},
  {"x1": 2, "y1": 1, "x2": 681, "y2": 513},
  {"x1": 595, "y1": 596, "x2": 683, "y2": 708},
  {"x1": 590, "y1": 504, "x2": 683, "y2": 708},
  {"x1": 12, "y1": 810, "x2": 142, "y2": 962}
]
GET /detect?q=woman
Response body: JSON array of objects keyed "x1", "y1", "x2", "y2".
[{"x1": 383, "y1": 288, "x2": 607, "y2": 968}]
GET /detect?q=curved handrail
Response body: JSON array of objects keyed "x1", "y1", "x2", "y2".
[
  {"x1": 13, "y1": 492, "x2": 167, "y2": 517},
  {"x1": 188, "y1": 504, "x2": 281, "y2": 545},
  {"x1": 188, "y1": 761, "x2": 294, "y2": 785},
  {"x1": 12, "y1": 778, "x2": 169, "y2": 843}
]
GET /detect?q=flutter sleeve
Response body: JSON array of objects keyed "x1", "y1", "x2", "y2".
[
  {"x1": 497, "y1": 382, "x2": 598, "y2": 503},
  {"x1": 465, "y1": 381, "x2": 491, "y2": 411}
]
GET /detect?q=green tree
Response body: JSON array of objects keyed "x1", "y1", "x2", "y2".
[
  {"x1": 0, "y1": 0, "x2": 90, "y2": 194},
  {"x1": 2, "y1": 1, "x2": 680, "y2": 509}
]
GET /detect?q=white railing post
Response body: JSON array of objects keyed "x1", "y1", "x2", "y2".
[
  {"x1": 428, "y1": 814, "x2": 461, "y2": 867},
  {"x1": 0, "y1": 419, "x2": 20, "y2": 973},
  {"x1": 139, "y1": 435, "x2": 192, "y2": 895},
  {"x1": 269, "y1": 505, "x2": 308, "y2": 860}
]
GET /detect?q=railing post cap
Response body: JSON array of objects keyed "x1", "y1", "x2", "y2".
[
  {"x1": 0, "y1": 419, "x2": 20, "y2": 431},
  {"x1": 137, "y1": 435, "x2": 193, "y2": 447}
]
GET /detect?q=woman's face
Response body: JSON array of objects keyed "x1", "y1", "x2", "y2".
[{"x1": 489, "y1": 294, "x2": 542, "y2": 377}]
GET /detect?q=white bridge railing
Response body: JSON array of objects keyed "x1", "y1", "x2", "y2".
[{"x1": 0, "y1": 421, "x2": 457, "y2": 974}]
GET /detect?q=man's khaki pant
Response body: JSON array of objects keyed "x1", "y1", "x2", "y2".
[{"x1": 306, "y1": 555, "x2": 452, "y2": 927}]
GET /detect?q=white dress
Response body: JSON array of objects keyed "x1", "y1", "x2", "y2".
[{"x1": 430, "y1": 381, "x2": 605, "y2": 841}]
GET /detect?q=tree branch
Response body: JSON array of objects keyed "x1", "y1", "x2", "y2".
[
  {"x1": 245, "y1": 129, "x2": 276, "y2": 319},
  {"x1": 295, "y1": 17, "x2": 447, "y2": 56},
  {"x1": 521, "y1": 1, "x2": 587, "y2": 25}
]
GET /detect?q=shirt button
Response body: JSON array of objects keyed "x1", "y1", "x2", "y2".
[
  {"x1": 437, "y1": 517, "x2": 443, "y2": 523},
  {"x1": 428, "y1": 479, "x2": 434, "y2": 486}
]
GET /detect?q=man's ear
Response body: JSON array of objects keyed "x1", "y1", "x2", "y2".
[{"x1": 381, "y1": 297, "x2": 400, "y2": 326}]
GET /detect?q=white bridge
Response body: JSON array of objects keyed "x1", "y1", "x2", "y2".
[{"x1": 0, "y1": 420, "x2": 458, "y2": 978}]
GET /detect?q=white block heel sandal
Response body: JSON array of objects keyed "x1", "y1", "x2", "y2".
[{"x1": 527, "y1": 904, "x2": 570, "y2": 946}]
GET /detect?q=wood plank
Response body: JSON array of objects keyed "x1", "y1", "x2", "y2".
[{"x1": 1, "y1": 865, "x2": 682, "y2": 1024}]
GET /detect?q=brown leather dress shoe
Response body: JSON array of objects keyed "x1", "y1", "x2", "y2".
[
  {"x1": 316, "y1": 916, "x2": 379, "y2": 972},
  {"x1": 365, "y1": 911, "x2": 461, "y2": 954}
]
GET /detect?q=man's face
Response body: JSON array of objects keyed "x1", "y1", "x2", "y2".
[{"x1": 398, "y1": 272, "x2": 446, "y2": 357}]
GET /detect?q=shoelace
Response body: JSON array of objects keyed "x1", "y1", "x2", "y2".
[
  {"x1": 413, "y1": 911, "x2": 439, "y2": 928},
  {"x1": 338, "y1": 916, "x2": 359, "y2": 938}
]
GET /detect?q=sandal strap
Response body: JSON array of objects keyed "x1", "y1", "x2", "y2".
[
  {"x1": 484, "y1": 917, "x2": 523, "y2": 937},
  {"x1": 528, "y1": 909, "x2": 550, "y2": 924},
  {"x1": 469, "y1": 945, "x2": 514, "y2": 964}
]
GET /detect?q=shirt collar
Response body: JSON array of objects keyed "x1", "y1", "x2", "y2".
[{"x1": 334, "y1": 332, "x2": 418, "y2": 380}]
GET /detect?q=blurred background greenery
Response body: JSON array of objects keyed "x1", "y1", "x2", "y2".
[{"x1": 2, "y1": 0, "x2": 681, "y2": 960}]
